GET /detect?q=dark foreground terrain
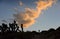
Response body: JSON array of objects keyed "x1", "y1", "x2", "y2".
[
  {"x1": 0, "y1": 21, "x2": 60, "y2": 39},
  {"x1": 0, "y1": 27, "x2": 60, "y2": 39}
]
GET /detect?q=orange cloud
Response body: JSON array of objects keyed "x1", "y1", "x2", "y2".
[{"x1": 14, "y1": 0, "x2": 56, "y2": 28}]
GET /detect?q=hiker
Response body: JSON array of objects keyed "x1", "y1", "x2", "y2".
[{"x1": 21, "y1": 24, "x2": 23, "y2": 32}]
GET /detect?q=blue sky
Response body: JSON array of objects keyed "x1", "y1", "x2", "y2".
[{"x1": 0, "y1": 0, "x2": 60, "y2": 31}]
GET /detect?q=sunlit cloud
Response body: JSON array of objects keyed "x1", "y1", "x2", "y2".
[{"x1": 14, "y1": 0, "x2": 56, "y2": 28}]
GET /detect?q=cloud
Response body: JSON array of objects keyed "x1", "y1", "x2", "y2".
[
  {"x1": 19, "y1": 1, "x2": 23, "y2": 6},
  {"x1": 14, "y1": 0, "x2": 56, "y2": 28}
]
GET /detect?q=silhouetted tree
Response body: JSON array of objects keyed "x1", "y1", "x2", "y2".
[
  {"x1": 48, "y1": 28, "x2": 55, "y2": 32},
  {"x1": 15, "y1": 24, "x2": 20, "y2": 32},
  {"x1": 13, "y1": 20, "x2": 20, "y2": 32},
  {"x1": 2, "y1": 23, "x2": 8, "y2": 32},
  {"x1": 9, "y1": 20, "x2": 20, "y2": 32},
  {"x1": 9, "y1": 23, "x2": 12, "y2": 31},
  {"x1": 9, "y1": 21, "x2": 16, "y2": 31},
  {"x1": 0, "y1": 25, "x2": 3, "y2": 33}
]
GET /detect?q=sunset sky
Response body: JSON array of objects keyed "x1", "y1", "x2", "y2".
[{"x1": 0, "y1": 0, "x2": 60, "y2": 31}]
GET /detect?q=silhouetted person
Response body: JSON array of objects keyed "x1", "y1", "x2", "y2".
[{"x1": 21, "y1": 24, "x2": 23, "y2": 32}]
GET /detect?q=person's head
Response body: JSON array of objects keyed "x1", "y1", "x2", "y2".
[{"x1": 21, "y1": 24, "x2": 23, "y2": 28}]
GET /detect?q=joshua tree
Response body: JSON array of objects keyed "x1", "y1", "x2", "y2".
[
  {"x1": 15, "y1": 24, "x2": 20, "y2": 32},
  {"x1": 9, "y1": 20, "x2": 20, "y2": 32},
  {"x1": 0, "y1": 25, "x2": 3, "y2": 32},
  {"x1": 2, "y1": 23, "x2": 8, "y2": 32},
  {"x1": 0, "y1": 20, "x2": 20, "y2": 33}
]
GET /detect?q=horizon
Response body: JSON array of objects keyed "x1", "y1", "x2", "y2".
[{"x1": 0, "y1": 0, "x2": 60, "y2": 31}]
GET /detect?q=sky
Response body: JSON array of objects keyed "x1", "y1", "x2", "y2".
[{"x1": 0, "y1": 0, "x2": 60, "y2": 32}]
